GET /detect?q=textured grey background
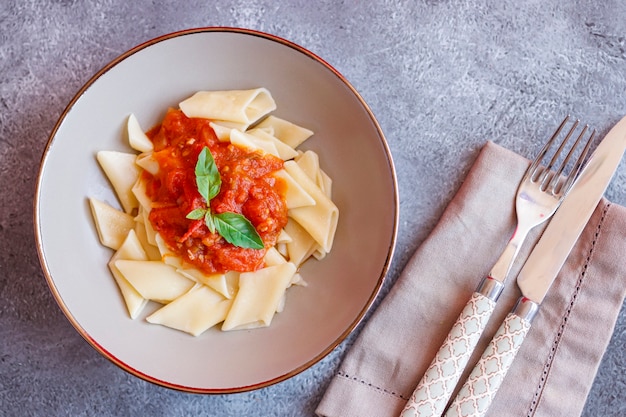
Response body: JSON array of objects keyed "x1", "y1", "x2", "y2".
[{"x1": 2, "y1": 1, "x2": 625, "y2": 416}]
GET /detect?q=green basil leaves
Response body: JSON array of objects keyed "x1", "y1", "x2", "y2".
[{"x1": 186, "y1": 147, "x2": 264, "y2": 250}]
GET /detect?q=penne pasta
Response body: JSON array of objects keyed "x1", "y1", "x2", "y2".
[
  {"x1": 229, "y1": 129, "x2": 280, "y2": 156},
  {"x1": 179, "y1": 88, "x2": 276, "y2": 126},
  {"x1": 277, "y1": 229, "x2": 292, "y2": 244},
  {"x1": 114, "y1": 260, "x2": 194, "y2": 303},
  {"x1": 90, "y1": 88, "x2": 338, "y2": 336},
  {"x1": 146, "y1": 284, "x2": 233, "y2": 336},
  {"x1": 283, "y1": 218, "x2": 318, "y2": 267},
  {"x1": 96, "y1": 150, "x2": 141, "y2": 213},
  {"x1": 247, "y1": 128, "x2": 299, "y2": 161},
  {"x1": 131, "y1": 175, "x2": 151, "y2": 212},
  {"x1": 127, "y1": 114, "x2": 153, "y2": 153},
  {"x1": 176, "y1": 267, "x2": 238, "y2": 299},
  {"x1": 263, "y1": 246, "x2": 289, "y2": 266},
  {"x1": 296, "y1": 150, "x2": 332, "y2": 195},
  {"x1": 107, "y1": 230, "x2": 149, "y2": 319},
  {"x1": 222, "y1": 262, "x2": 297, "y2": 331},
  {"x1": 89, "y1": 197, "x2": 135, "y2": 250},
  {"x1": 295, "y1": 150, "x2": 320, "y2": 181},
  {"x1": 318, "y1": 169, "x2": 333, "y2": 198},
  {"x1": 139, "y1": 206, "x2": 158, "y2": 246},
  {"x1": 255, "y1": 115, "x2": 313, "y2": 149},
  {"x1": 132, "y1": 220, "x2": 162, "y2": 261},
  {"x1": 135, "y1": 152, "x2": 159, "y2": 176},
  {"x1": 273, "y1": 169, "x2": 316, "y2": 209},
  {"x1": 209, "y1": 121, "x2": 233, "y2": 142},
  {"x1": 284, "y1": 161, "x2": 338, "y2": 253}
]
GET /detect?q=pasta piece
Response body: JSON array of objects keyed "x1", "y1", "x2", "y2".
[
  {"x1": 146, "y1": 284, "x2": 233, "y2": 336},
  {"x1": 90, "y1": 88, "x2": 340, "y2": 335},
  {"x1": 254, "y1": 126, "x2": 274, "y2": 135},
  {"x1": 135, "y1": 152, "x2": 159, "y2": 175},
  {"x1": 127, "y1": 114, "x2": 153, "y2": 152},
  {"x1": 179, "y1": 88, "x2": 276, "y2": 126},
  {"x1": 276, "y1": 294, "x2": 286, "y2": 313},
  {"x1": 229, "y1": 129, "x2": 279, "y2": 156},
  {"x1": 209, "y1": 122, "x2": 233, "y2": 142},
  {"x1": 296, "y1": 150, "x2": 331, "y2": 194},
  {"x1": 247, "y1": 128, "x2": 299, "y2": 161},
  {"x1": 275, "y1": 274, "x2": 307, "y2": 314},
  {"x1": 108, "y1": 230, "x2": 148, "y2": 319},
  {"x1": 206, "y1": 271, "x2": 239, "y2": 299},
  {"x1": 277, "y1": 229, "x2": 292, "y2": 243},
  {"x1": 312, "y1": 245, "x2": 327, "y2": 261},
  {"x1": 255, "y1": 115, "x2": 313, "y2": 149},
  {"x1": 273, "y1": 169, "x2": 316, "y2": 209},
  {"x1": 140, "y1": 207, "x2": 157, "y2": 246},
  {"x1": 284, "y1": 161, "x2": 338, "y2": 253},
  {"x1": 318, "y1": 169, "x2": 333, "y2": 198},
  {"x1": 89, "y1": 198, "x2": 135, "y2": 250},
  {"x1": 114, "y1": 260, "x2": 194, "y2": 303},
  {"x1": 176, "y1": 267, "x2": 221, "y2": 286},
  {"x1": 295, "y1": 150, "x2": 320, "y2": 181},
  {"x1": 177, "y1": 268, "x2": 238, "y2": 299},
  {"x1": 276, "y1": 242, "x2": 288, "y2": 258},
  {"x1": 283, "y1": 218, "x2": 317, "y2": 267},
  {"x1": 96, "y1": 151, "x2": 140, "y2": 213},
  {"x1": 290, "y1": 273, "x2": 307, "y2": 287},
  {"x1": 133, "y1": 220, "x2": 162, "y2": 261},
  {"x1": 208, "y1": 119, "x2": 248, "y2": 131},
  {"x1": 264, "y1": 246, "x2": 288, "y2": 266},
  {"x1": 131, "y1": 175, "x2": 151, "y2": 212},
  {"x1": 277, "y1": 275, "x2": 308, "y2": 314},
  {"x1": 154, "y1": 233, "x2": 184, "y2": 269},
  {"x1": 223, "y1": 271, "x2": 239, "y2": 298},
  {"x1": 222, "y1": 263, "x2": 297, "y2": 331}
]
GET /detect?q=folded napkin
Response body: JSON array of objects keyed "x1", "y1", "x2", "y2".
[{"x1": 316, "y1": 141, "x2": 626, "y2": 417}]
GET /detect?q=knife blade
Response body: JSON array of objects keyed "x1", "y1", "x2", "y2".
[{"x1": 444, "y1": 114, "x2": 626, "y2": 417}]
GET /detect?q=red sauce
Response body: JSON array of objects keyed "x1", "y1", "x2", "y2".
[{"x1": 144, "y1": 109, "x2": 288, "y2": 274}]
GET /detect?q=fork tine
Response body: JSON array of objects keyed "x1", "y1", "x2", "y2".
[
  {"x1": 540, "y1": 120, "x2": 595, "y2": 195},
  {"x1": 558, "y1": 127, "x2": 596, "y2": 194},
  {"x1": 527, "y1": 115, "x2": 570, "y2": 181},
  {"x1": 536, "y1": 119, "x2": 579, "y2": 186},
  {"x1": 550, "y1": 124, "x2": 589, "y2": 180}
]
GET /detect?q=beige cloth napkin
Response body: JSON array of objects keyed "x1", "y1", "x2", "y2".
[{"x1": 316, "y1": 141, "x2": 626, "y2": 417}]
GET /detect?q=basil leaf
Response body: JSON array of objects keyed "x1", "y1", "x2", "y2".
[
  {"x1": 187, "y1": 146, "x2": 264, "y2": 250},
  {"x1": 186, "y1": 208, "x2": 207, "y2": 220},
  {"x1": 204, "y1": 211, "x2": 216, "y2": 234},
  {"x1": 195, "y1": 147, "x2": 221, "y2": 202},
  {"x1": 213, "y1": 212, "x2": 264, "y2": 249}
]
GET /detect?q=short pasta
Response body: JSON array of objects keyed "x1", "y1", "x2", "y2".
[{"x1": 90, "y1": 88, "x2": 338, "y2": 336}]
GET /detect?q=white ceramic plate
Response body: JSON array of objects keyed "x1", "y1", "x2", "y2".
[{"x1": 34, "y1": 28, "x2": 398, "y2": 393}]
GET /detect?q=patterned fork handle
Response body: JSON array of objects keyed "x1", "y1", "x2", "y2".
[
  {"x1": 401, "y1": 277, "x2": 503, "y2": 417},
  {"x1": 444, "y1": 297, "x2": 536, "y2": 417}
]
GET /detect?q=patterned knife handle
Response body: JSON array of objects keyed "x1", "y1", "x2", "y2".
[
  {"x1": 444, "y1": 297, "x2": 538, "y2": 417},
  {"x1": 401, "y1": 277, "x2": 504, "y2": 417}
]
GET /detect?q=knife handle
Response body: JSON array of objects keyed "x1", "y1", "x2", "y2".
[
  {"x1": 444, "y1": 297, "x2": 537, "y2": 417},
  {"x1": 401, "y1": 277, "x2": 503, "y2": 417}
]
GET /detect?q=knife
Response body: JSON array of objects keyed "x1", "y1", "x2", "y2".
[{"x1": 444, "y1": 114, "x2": 626, "y2": 417}]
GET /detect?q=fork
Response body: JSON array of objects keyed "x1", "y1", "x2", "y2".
[{"x1": 400, "y1": 116, "x2": 595, "y2": 417}]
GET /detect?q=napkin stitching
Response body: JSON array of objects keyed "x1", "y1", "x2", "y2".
[
  {"x1": 525, "y1": 203, "x2": 611, "y2": 417},
  {"x1": 336, "y1": 371, "x2": 408, "y2": 400}
]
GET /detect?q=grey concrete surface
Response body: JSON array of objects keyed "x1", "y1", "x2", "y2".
[{"x1": 2, "y1": 1, "x2": 625, "y2": 416}]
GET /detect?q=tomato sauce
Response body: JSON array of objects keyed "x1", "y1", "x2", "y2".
[{"x1": 144, "y1": 109, "x2": 288, "y2": 273}]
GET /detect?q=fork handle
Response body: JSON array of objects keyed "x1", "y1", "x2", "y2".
[
  {"x1": 401, "y1": 278, "x2": 504, "y2": 417},
  {"x1": 444, "y1": 297, "x2": 537, "y2": 417}
]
